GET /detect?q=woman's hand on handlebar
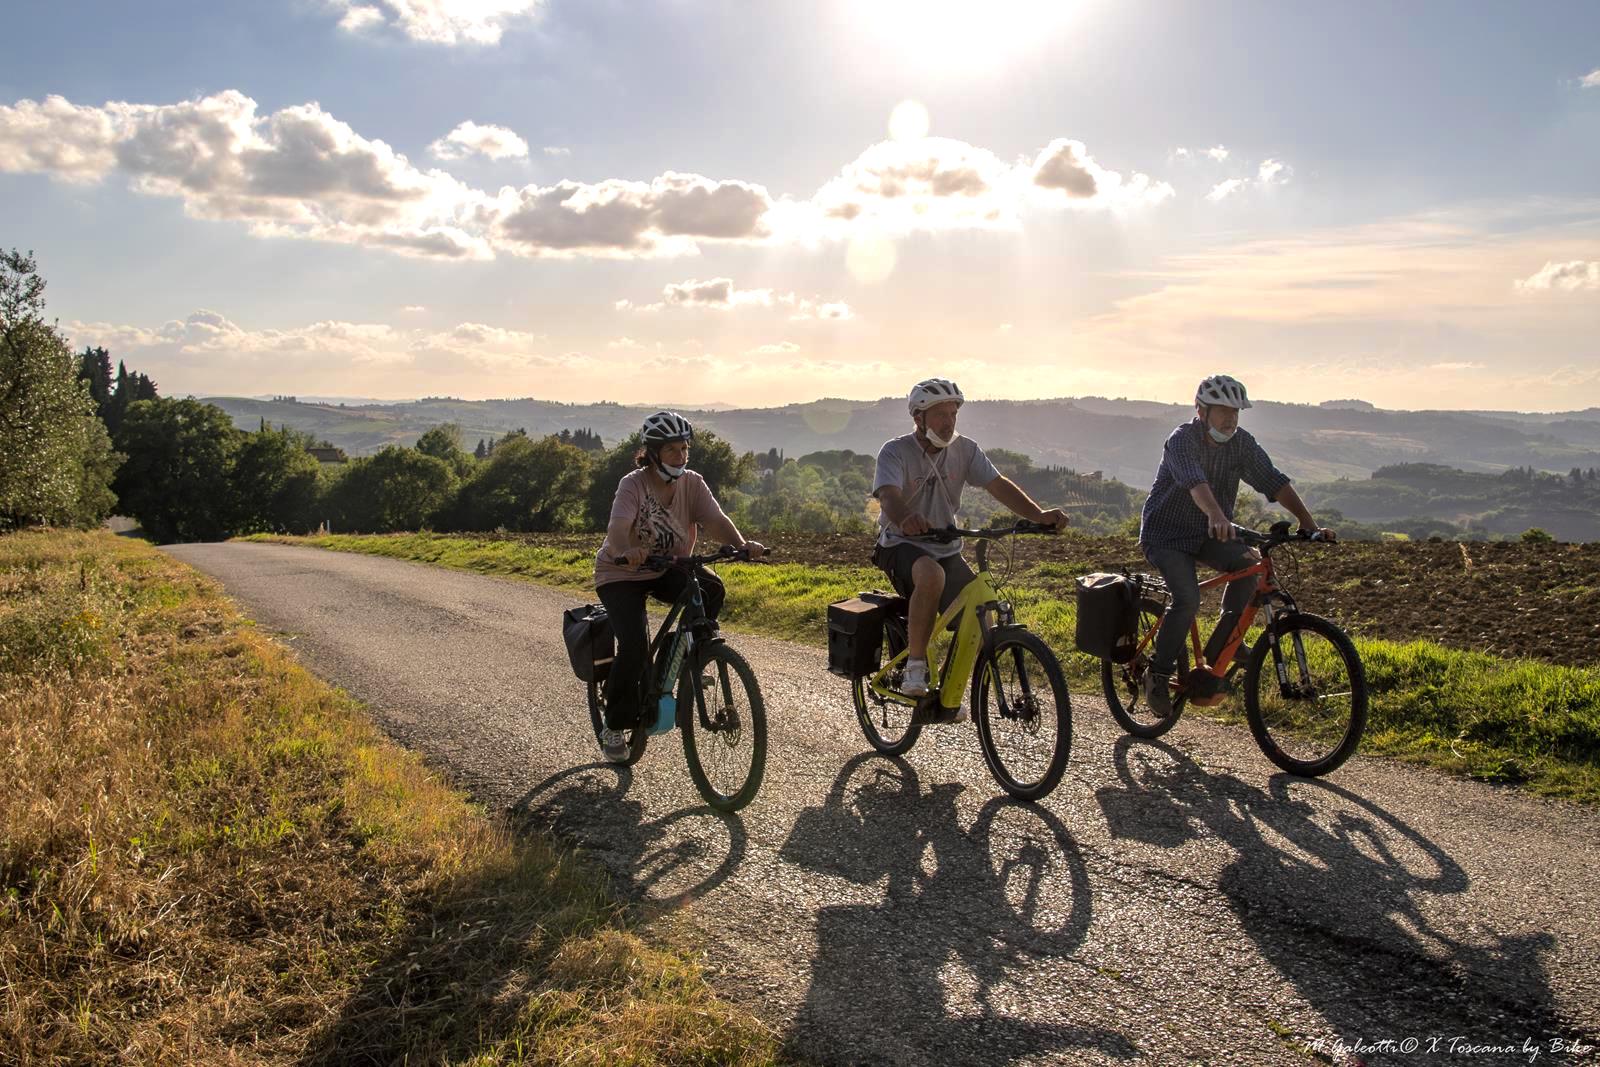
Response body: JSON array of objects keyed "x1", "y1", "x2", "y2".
[
  {"x1": 740, "y1": 540, "x2": 766, "y2": 560},
  {"x1": 616, "y1": 546, "x2": 651, "y2": 568}
]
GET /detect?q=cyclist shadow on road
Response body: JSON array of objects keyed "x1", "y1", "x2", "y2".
[
  {"x1": 778, "y1": 752, "x2": 1137, "y2": 1065},
  {"x1": 507, "y1": 762, "x2": 749, "y2": 911},
  {"x1": 1096, "y1": 737, "x2": 1573, "y2": 1052}
]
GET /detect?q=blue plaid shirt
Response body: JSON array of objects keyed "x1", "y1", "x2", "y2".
[{"x1": 1138, "y1": 419, "x2": 1291, "y2": 554}]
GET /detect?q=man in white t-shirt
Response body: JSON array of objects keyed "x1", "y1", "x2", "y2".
[{"x1": 872, "y1": 378, "x2": 1068, "y2": 701}]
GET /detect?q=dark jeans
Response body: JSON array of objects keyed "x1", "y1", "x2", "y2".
[
  {"x1": 1145, "y1": 539, "x2": 1260, "y2": 677},
  {"x1": 596, "y1": 569, "x2": 725, "y2": 729}
]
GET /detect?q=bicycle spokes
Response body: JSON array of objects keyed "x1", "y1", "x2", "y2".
[{"x1": 1253, "y1": 623, "x2": 1363, "y2": 770}]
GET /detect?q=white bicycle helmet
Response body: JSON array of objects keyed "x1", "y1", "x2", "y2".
[
  {"x1": 641, "y1": 410, "x2": 694, "y2": 444},
  {"x1": 907, "y1": 378, "x2": 965, "y2": 416},
  {"x1": 1195, "y1": 374, "x2": 1252, "y2": 409}
]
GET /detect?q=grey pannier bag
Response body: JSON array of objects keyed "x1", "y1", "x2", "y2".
[{"x1": 1073, "y1": 572, "x2": 1138, "y2": 662}]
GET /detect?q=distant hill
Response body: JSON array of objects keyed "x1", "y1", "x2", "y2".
[
  {"x1": 202, "y1": 394, "x2": 1600, "y2": 489},
  {"x1": 1300, "y1": 462, "x2": 1600, "y2": 541}
]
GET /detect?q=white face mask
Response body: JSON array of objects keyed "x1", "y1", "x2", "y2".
[
  {"x1": 1208, "y1": 426, "x2": 1237, "y2": 444},
  {"x1": 657, "y1": 460, "x2": 686, "y2": 480},
  {"x1": 922, "y1": 425, "x2": 959, "y2": 449}
]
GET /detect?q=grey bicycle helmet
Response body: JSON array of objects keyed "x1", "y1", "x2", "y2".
[
  {"x1": 1195, "y1": 374, "x2": 1252, "y2": 409},
  {"x1": 907, "y1": 378, "x2": 965, "y2": 416},
  {"x1": 641, "y1": 410, "x2": 694, "y2": 444}
]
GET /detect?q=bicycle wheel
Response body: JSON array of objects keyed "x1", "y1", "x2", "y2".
[
  {"x1": 679, "y1": 643, "x2": 767, "y2": 812},
  {"x1": 1101, "y1": 596, "x2": 1187, "y2": 739},
  {"x1": 852, "y1": 615, "x2": 921, "y2": 756},
  {"x1": 1243, "y1": 612, "x2": 1367, "y2": 777},
  {"x1": 588, "y1": 678, "x2": 648, "y2": 766},
  {"x1": 973, "y1": 630, "x2": 1072, "y2": 801}
]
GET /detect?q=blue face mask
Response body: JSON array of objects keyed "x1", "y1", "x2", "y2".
[{"x1": 1208, "y1": 426, "x2": 1236, "y2": 444}]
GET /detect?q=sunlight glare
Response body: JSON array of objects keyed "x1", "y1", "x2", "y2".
[
  {"x1": 888, "y1": 99, "x2": 930, "y2": 141},
  {"x1": 847, "y1": 233, "x2": 897, "y2": 284},
  {"x1": 851, "y1": 0, "x2": 1074, "y2": 73}
]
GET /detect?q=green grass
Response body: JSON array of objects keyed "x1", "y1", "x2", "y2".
[
  {"x1": 255, "y1": 532, "x2": 1600, "y2": 804},
  {"x1": 2, "y1": 530, "x2": 782, "y2": 1063}
]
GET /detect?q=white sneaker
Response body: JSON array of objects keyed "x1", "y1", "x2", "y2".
[
  {"x1": 951, "y1": 706, "x2": 970, "y2": 724},
  {"x1": 903, "y1": 659, "x2": 930, "y2": 697},
  {"x1": 599, "y1": 727, "x2": 629, "y2": 762}
]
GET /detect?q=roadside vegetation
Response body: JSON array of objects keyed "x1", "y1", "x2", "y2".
[
  {"x1": 0, "y1": 529, "x2": 781, "y2": 1064},
  {"x1": 255, "y1": 531, "x2": 1600, "y2": 804}
]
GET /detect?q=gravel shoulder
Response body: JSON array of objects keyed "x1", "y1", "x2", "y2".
[{"x1": 164, "y1": 541, "x2": 1600, "y2": 1066}]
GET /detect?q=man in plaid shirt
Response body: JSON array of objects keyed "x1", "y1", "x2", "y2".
[{"x1": 1138, "y1": 374, "x2": 1336, "y2": 716}]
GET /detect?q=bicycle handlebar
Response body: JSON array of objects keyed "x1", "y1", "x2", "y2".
[
  {"x1": 612, "y1": 544, "x2": 772, "y2": 569},
  {"x1": 908, "y1": 519, "x2": 1062, "y2": 544},
  {"x1": 1233, "y1": 520, "x2": 1334, "y2": 548}
]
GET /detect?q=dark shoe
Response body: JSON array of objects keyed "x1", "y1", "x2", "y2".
[{"x1": 1142, "y1": 670, "x2": 1174, "y2": 718}]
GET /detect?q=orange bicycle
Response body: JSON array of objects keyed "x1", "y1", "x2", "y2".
[{"x1": 1101, "y1": 521, "x2": 1367, "y2": 777}]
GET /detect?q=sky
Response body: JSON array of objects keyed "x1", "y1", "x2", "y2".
[{"x1": 2, "y1": 0, "x2": 1598, "y2": 410}]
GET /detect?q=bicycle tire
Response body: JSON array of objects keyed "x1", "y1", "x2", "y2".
[
  {"x1": 1102, "y1": 596, "x2": 1186, "y2": 739},
  {"x1": 679, "y1": 643, "x2": 767, "y2": 812},
  {"x1": 588, "y1": 678, "x2": 648, "y2": 766},
  {"x1": 973, "y1": 629, "x2": 1072, "y2": 801},
  {"x1": 852, "y1": 614, "x2": 921, "y2": 755},
  {"x1": 1243, "y1": 612, "x2": 1367, "y2": 777}
]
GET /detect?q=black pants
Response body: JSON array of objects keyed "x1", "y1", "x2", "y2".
[{"x1": 596, "y1": 569, "x2": 726, "y2": 729}]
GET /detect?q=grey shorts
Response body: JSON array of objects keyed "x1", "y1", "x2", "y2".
[{"x1": 873, "y1": 542, "x2": 975, "y2": 613}]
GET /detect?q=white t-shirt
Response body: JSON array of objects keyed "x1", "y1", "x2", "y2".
[{"x1": 872, "y1": 433, "x2": 1000, "y2": 557}]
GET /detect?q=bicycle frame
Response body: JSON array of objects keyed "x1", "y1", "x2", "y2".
[
  {"x1": 1127, "y1": 542, "x2": 1294, "y2": 706},
  {"x1": 866, "y1": 545, "x2": 1013, "y2": 715},
  {"x1": 641, "y1": 569, "x2": 714, "y2": 722}
]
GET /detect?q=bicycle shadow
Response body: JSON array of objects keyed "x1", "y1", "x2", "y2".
[
  {"x1": 778, "y1": 752, "x2": 1136, "y2": 1066},
  {"x1": 1096, "y1": 737, "x2": 1578, "y2": 1054},
  {"x1": 506, "y1": 761, "x2": 750, "y2": 911},
  {"x1": 297, "y1": 761, "x2": 749, "y2": 1065}
]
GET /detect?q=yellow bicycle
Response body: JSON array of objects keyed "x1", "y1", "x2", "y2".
[{"x1": 844, "y1": 522, "x2": 1072, "y2": 801}]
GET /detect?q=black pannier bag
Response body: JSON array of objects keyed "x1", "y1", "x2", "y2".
[
  {"x1": 827, "y1": 596, "x2": 885, "y2": 678},
  {"x1": 1073, "y1": 572, "x2": 1138, "y2": 662},
  {"x1": 562, "y1": 604, "x2": 615, "y2": 682}
]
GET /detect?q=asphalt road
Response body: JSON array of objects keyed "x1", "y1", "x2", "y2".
[{"x1": 163, "y1": 542, "x2": 1600, "y2": 1066}]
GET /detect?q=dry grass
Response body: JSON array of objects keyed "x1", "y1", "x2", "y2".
[{"x1": 0, "y1": 529, "x2": 781, "y2": 1065}]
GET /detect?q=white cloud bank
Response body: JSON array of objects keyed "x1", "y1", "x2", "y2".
[
  {"x1": 1, "y1": 90, "x2": 1174, "y2": 261},
  {"x1": 1582, "y1": 69, "x2": 1600, "y2": 89}
]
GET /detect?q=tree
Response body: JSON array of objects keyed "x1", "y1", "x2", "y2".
[
  {"x1": 77, "y1": 346, "x2": 113, "y2": 410},
  {"x1": 0, "y1": 250, "x2": 121, "y2": 530},
  {"x1": 231, "y1": 424, "x2": 324, "y2": 534},
  {"x1": 324, "y1": 447, "x2": 454, "y2": 533},
  {"x1": 474, "y1": 438, "x2": 488, "y2": 461},
  {"x1": 584, "y1": 429, "x2": 753, "y2": 530},
  {"x1": 113, "y1": 397, "x2": 241, "y2": 542},
  {"x1": 1520, "y1": 527, "x2": 1555, "y2": 544},
  {"x1": 451, "y1": 434, "x2": 589, "y2": 531},
  {"x1": 415, "y1": 422, "x2": 474, "y2": 479}
]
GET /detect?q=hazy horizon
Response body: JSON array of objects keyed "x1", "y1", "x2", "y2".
[{"x1": 4, "y1": 2, "x2": 1598, "y2": 409}]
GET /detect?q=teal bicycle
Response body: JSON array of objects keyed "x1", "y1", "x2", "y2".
[{"x1": 589, "y1": 545, "x2": 769, "y2": 812}]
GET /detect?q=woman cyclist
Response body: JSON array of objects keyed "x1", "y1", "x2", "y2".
[{"x1": 592, "y1": 411, "x2": 765, "y2": 761}]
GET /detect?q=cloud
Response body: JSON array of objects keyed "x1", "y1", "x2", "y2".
[
  {"x1": 745, "y1": 341, "x2": 800, "y2": 355},
  {"x1": 1206, "y1": 146, "x2": 1230, "y2": 162},
  {"x1": 1029, "y1": 139, "x2": 1175, "y2": 210},
  {"x1": 491, "y1": 172, "x2": 774, "y2": 257},
  {"x1": 1426, "y1": 361, "x2": 1486, "y2": 372},
  {"x1": 1515, "y1": 260, "x2": 1600, "y2": 291},
  {"x1": 1172, "y1": 145, "x2": 1229, "y2": 162},
  {"x1": 542, "y1": 145, "x2": 571, "y2": 157},
  {"x1": 429, "y1": 120, "x2": 528, "y2": 160},
  {"x1": 401, "y1": 304, "x2": 426, "y2": 312},
  {"x1": 620, "y1": 278, "x2": 854, "y2": 320},
  {"x1": 324, "y1": 0, "x2": 545, "y2": 45},
  {"x1": 1207, "y1": 179, "x2": 1246, "y2": 202},
  {"x1": 1257, "y1": 158, "x2": 1291, "y2": 185},
  {"x1": 1583, "y1": 69, "x2": 1600, "y2": 89},
  {"x1": 0, "y1": 91, "x2": 494, "y2": 259},
  {"x1": 64, "y1": 309, "x2": 558, "y2": 375}
]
